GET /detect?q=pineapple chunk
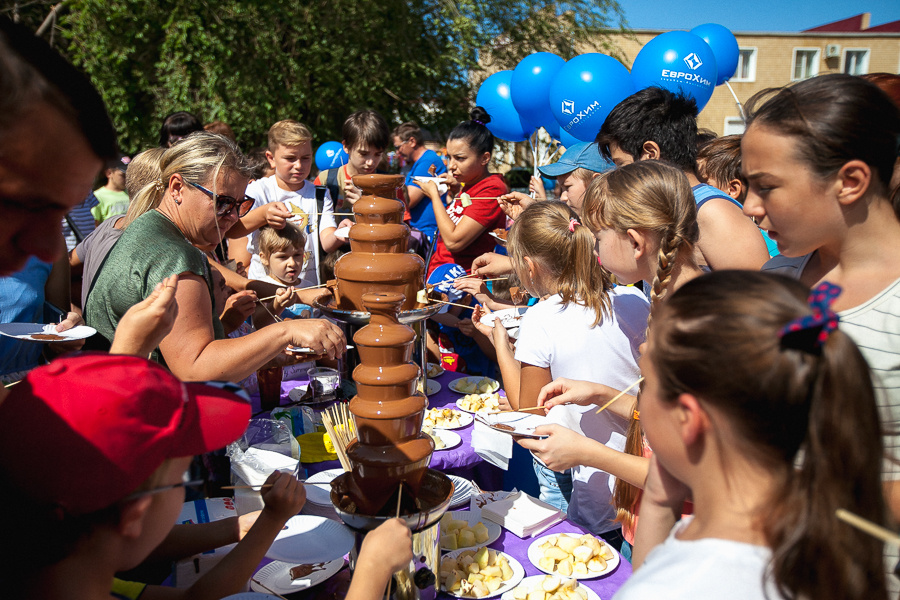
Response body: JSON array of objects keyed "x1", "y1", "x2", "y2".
[
  {"x1": 499, "y1": 557, "x2": 514, "y2": 580},
  {"x1": 556, "y1": 535, "x2": 579, "y2": 553},
  {"x1": 441, "y1": 533, "x2": 458, "y2": 551},
  {"x1": 472, "y1": 581, "x2": 489, "y2": 598},
  {"x1": 447, "y1": 519, "x2": 468, "y2": 533},
  {"x1": 485, "y1": 577, "x2": 503, "y2": 592},
  {"x1": 573, "y1": 562, "x2": 588, "y2": 576},
  {"x1": 466, "y1": 562, "x2": 480, "y2": 574},
  {"x1": 587, "y1": 557, "x2": 607, "y2": 572},
  {"x1": 481, "y1": 565, "x2": 501, "y2": 578},
  {"x1": 473, "y1": 522, "x2": 490, "y2": 544},
  {"x1": 513, "y1": 584, "x2": 529, "y2": 600},
  {"x1": 458, "y1": 529, "x2": 476, "y2": 548},
  {"x1": 556, "y1": 557, "x2": 573, "y2": 577},
  {"x1": 538, "y1": 556, "x2": 556, "y2": 572},
  {"x1": 467, "y1": 572, "x2": 484, "y2": 583},
  {"x1": 543, "y1": 546, "x2": 569, "y2": 561},
  {"x1": 542, "y1": 575, "x2": 561, "y2": 592},
  {"x1": 474, "y1": 546, "x2": 490, "y2": 569},
  {"x1": 528, "y1": 591, "x2": 548, "y2": 600}
]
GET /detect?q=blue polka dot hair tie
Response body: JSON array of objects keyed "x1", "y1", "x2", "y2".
[{"x1": 779, "y1": 281, "x2": 842, "y2": 354}]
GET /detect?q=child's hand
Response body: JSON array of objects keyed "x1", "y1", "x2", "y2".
[
  {"x1": 265, "y1": 202, "x2": 292, "y2": 230},
  {"x1": 453, "y1": 277, "x2": 489, "y2": 300},
  {"x1": 538, "y1": 378, "x2": 612, "y2": 409},
  {"x1": 272, "y1": 286, "x2": 296, "y2": 314},
  {"x1": 529, "y1": 175, "x2": 547, "y2": 199},
  {"x1": 344, "y1": 185, "x2": 363, "y2": 206},
  {"x1": 471, "y1": 305, "x2": 496, "y2": 340},
  {"x1": 642, "y1": 454, "x2": 690, "y2": 512},
  {"x1": 517, "y1": 424, "x2": 595, "y2": 472},
  {"x1": 358, "y1": 518, "x2": 413, "y2": 574},
  {"x1": 220, "y1": 290, "x2": 257, "y2": 333},
  {"x1": 296, "y1": 286, "x2": 331, "y2": 307},
  {"x1": 498, "y1": 191, "x2": 534, "y2": 220},
  {"x1": 260, "y1": 471, "x2": 306, "y2": 522},
  {"x1": 336, "y1": 218, "x2": 355, "y2": 231},
  {"x1": 471, "y1": 252, "x2": 513, "y2": 278},
  {"x1": 110, "y1": 275, "x2": 179, "y2": 357},
  {"x1": 235, "y1": 261, "x2": 247, "y2": 278},
  {"x1": 490, "y1": 317, "x2": 514, "y2": 355}
]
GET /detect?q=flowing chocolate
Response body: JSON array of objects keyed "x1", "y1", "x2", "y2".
[{"x1": 345, "y1": 292, "x2": 434, "y2": 515}]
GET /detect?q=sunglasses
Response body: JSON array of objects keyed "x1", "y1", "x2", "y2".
[
  {"x1": 122, "y1": 473, "x2": 205, "y2": 502},
  {"x1": 186, "y1": 180, "x2": 255, "y2": 218}
]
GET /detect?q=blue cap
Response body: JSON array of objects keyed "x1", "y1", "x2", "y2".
[
  {"x1": 426, "y1": 263, "x2": 466, "y2": 303},
  {"x1": 539, "y1": 142, "x2": 613, "y2": 178}
]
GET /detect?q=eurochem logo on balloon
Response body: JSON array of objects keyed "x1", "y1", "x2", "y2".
[
  {"x1": 683, "y1": 53, "x2": 703, "y2": 70},
  {"x1": 659, "y1": 70, "x2": 712, "y2": 88},
  {"x1": 561, "y1": 100, "x2": 601, "y2": 132},
  {"x1": 561, "y1": 100, "x2": 575, "y2": 115}
]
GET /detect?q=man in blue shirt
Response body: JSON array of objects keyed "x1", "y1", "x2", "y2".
[{"x1": 393, "y1": 122, "x2": 446, "y2": 243}]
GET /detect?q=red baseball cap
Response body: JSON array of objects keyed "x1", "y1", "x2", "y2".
[{"x1": 0, "y1": 353, "x2": 251, "y2": 515}]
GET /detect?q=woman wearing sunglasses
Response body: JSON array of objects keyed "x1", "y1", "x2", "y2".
[{"x1": 85, "y1": 132, "x2": 346, "y2": 382}]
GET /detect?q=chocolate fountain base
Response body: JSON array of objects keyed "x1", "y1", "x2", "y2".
[{"x1": 331, "y1": 469, "x2": 453, "y2": 600}]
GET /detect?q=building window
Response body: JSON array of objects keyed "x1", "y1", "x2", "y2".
[
  {"x1": 843, "y1": 49, "x2": 870, "y2": 75},
  {"x1": 731, "y1": 48, "x2": 757, "y2": 82},
  {"x1": 723, "y1": 117, "x2": 746, "y2": 136},
  {"x1": 791, "y1": 48, "x2": 819, "y2": 81}
]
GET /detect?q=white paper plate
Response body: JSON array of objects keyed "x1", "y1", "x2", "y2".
[
  {"x1": 333, "y1": 226, "x2": 351, "y2": 239},
  {"x1": 0, "y1": 323, "x2": 96, "y2": 342},
  {"x1": 478, "y1": 412, "x2": 551, "y2": 439},
  {"x1": 479, "y1": 307, "x2": 528, "y2": 330},
  {"x1": 304, "y1": 468, "x2": 344, "y2": 506},
  {"x1": 449, "y1": 377, "x2": 500, "y2": 395},
  {"x1": 489, "y1": 231, "x2": 508, "y2": 246},
  {"x1": 432, "y1": 429, "x2": 462, "y2": 451},
  {"x1": 222, "y1": 594, "x2": 282, "y2": 600},
  {"x1": 421, "y1": 379, "x2": 441, "y2": 396},
  {"x1": 265, "y1": 515, "x2": 354, "y2": 563},
  {"x1": 441, "y1": 548, "x2": 525, "y2": 598},
  {"x1": 440, "y1": 510, "x2": 502, "y2": 551},
  {"x1": 250, "y1": 558, "x2": 344, "y2": 594},
  {"x1": 425, "y1": 409, "x2": 473, "y2": 430},
  {"x1": 526, "y1": 533, "x2": 620, "y2": 579},
  {"x1": 427, "y1": 362, "x2": 445, "y2": 378},
  {"x1": 455, "y1": 393, "x2": 502, "y2": 415},
  {"x1": 501, "y1": 575, "x2": 600, "y2": 600},
  {"x1": 448, "y1": 475, "x2": 476, "y2": 509}
]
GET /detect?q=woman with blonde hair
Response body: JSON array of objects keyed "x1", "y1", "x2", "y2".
[{"x1": 85, "y1": 132, "x2": 345, "y2": 382}]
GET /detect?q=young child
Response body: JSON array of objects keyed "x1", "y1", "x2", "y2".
[
  {"x1": 497, "y1": 141, "x2": 613, "y2": 219},
  {"x1": 256, "y1": 223, "x2": 313, "y2": 319},
  {"x1": 518, "y1": 161, "x2": 703, "y2": 558},
  {"x1": 475, "y1": 201, "x2": 649, "y2": 539},
  {"x1": 614, "y1": 271, "x2": 888, "y2": 600},
  {"x1": 420, "y1": 107, "x2": 508, "y2": 275},
  {"x1": 0, "y1": 353, "x2": 413, "y2": 600},
  {"x1": 238, "y1": 120, "x2": 347, "y2": 282},
  {"x1": 315, "y1": 109, "x2": 391, "y2": 208},
  {"x1": 91, "y1": 153, "x2": 130, "y2": 225}
]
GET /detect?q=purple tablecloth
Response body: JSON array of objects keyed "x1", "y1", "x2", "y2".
[{"x1": 259, "y1": 369, "x2": 503, "y2": 490}]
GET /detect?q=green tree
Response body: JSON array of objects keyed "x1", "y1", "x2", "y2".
[{"x1": 14, "y1": 0, "x2": 627, "y2": 153}]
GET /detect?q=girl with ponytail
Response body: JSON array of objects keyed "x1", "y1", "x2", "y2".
[
  {"x1": 615, "y1": 271, "x2": 887, "y2": 600},
  {"x1": 519, "y1": 161, "x2": 702, "y2": 557},
  {"x1": 474, "y1": 201, "x2": 649, "y2": 544}
]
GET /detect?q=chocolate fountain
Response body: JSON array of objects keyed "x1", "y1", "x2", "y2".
[{"x1": 324, "y1": 176, "x2": 453, "y2": 600}]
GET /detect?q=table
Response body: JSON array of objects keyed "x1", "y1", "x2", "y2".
[{"x1": 260, "y1": 369, "x2": 504, "y2": 491}]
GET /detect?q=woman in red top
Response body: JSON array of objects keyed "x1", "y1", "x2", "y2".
[{"x1": 421, "y1": 107, "x2": 508, "y2": 275}]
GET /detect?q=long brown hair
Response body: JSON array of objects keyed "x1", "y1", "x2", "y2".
[
  {"x1": 649, "y1": 271, "x2": 887, "y2": 600},
  {"x1": 582, "y1": 160, "x2": 700, "y2": 530},
  {"x1": 508, "y1": 201, "x2": 611, "y2": 326}
]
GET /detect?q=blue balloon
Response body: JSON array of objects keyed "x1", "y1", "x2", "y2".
[
  {"x1": 475, "y1": 71, "x2": 534, "y2": 142},
  {"x1": 315, "y1": 141, "x2": 348, "y2": 171},
  {"x1": 559, "y1": 129, "x2": 581, "y2": 149},
  {"x1": 542, "y1": 119, "x2": 560, "y2": 140},
  {"x1": 549, "y1": 53, "x2": 635, "y2": 143},
  {"x1": 511, "y1": 52, "x2": 565, "y2": 131},
  {"x1": 691, "y1": 24, "x2": 739, "y2": 85},
  {"x1": 631, "y1": 31, "x2": 718, "y2": 111}
]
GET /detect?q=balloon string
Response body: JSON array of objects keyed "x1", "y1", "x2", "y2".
[
  {"x1": 724, "y1": 81, "x2": 745, "y2": 121},
  {"x1": 530, "y1": 131, "x2": 538, "y2": 199}
]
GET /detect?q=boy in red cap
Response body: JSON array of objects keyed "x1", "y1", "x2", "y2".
[{"x1": 0, "y1": 353, "x2": 414, "y2": 600}]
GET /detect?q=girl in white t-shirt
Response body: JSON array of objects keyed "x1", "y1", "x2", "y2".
[
  {"x1": 615, "y1": 271, "x2": 887, "y2": 600},
  {"x1": 474, "y1": 201, "x2": 649, "y2": 539}
]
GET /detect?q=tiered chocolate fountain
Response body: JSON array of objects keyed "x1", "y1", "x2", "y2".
[{"x1": 326, "y1": 176, "x2": 453, "y2": 600}]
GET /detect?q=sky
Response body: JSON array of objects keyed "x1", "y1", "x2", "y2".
[{"x1": 616, "y1": 0, "x2": 900, "y2": 32}]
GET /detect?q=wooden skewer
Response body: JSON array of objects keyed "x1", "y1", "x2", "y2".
[
  {"x1": 596, "y1": 377, "x2": 644, "y2": 414},
  {"x1": 429, "y1": 299, "x2": 476, "y2": 310},
  {"x1": 222, "y1": 483, "x2": 319, "y2": 490},
  {"x1": 256, "y1": 282, "x2": 331, "y2": 302},
  {"x1": 836, "y1": 508, "x2": 900, "y2": 547},
  {"x1": 496, "y1": 405, "x2": 547, "y2": 414},
  {"x1": 251, "y1": 577, "x2": 290, "y2": 600}
]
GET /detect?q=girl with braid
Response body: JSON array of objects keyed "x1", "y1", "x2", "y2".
[
  {"x1": 473, "y1": 201, "x2": 649, "y2": 545},
  {"x1": 519, "y1": 161, "x2": 702, "y2": 558}
]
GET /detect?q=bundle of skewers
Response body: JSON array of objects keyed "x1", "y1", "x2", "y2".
[{"x1": 321, "y1": 402, "x2": 356, "y2": 472}]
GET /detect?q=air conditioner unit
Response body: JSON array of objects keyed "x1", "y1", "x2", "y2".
[{"x1": 825, "y1": 44, "x2": 841, "y2": 58}]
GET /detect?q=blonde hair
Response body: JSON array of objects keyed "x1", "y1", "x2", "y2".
[
  {"x1": 128, "y1": 132, "x2": 253, "y2": 228},
  {"x1": 508, "y1": 201, "x2": 611, "y2": 326},
  {"x1": 123, "y1": 147, "x2": 166, "y2": 227},
  {"x1": 267, "y1": 120, "x2": 312, "y2": 152},
  {"x1": 259, "y1": 223, "x2": 306, "y2": 261},
  {"x1": 583, "y1": 161, "x2": 698, "y2": 308},
  {"x1": 582, "y1": 160, "x2": 699, "y2": 533},
  {"x1": 569, "y1": 167, "x2": 596, "y2": 186}
]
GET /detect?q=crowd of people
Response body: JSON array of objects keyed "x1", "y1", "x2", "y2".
[{"x1": 3, "y1": 14, "x2": 900, "y2": 600}]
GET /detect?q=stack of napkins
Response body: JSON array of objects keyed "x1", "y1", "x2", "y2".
[{"x1": 480, "y1": 491, "x2": 564, "y2": 538}]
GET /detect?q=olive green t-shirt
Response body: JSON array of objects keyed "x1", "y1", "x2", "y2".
[{"x1": 85, "y1": 210, "x2": 224, "y2": 362}]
